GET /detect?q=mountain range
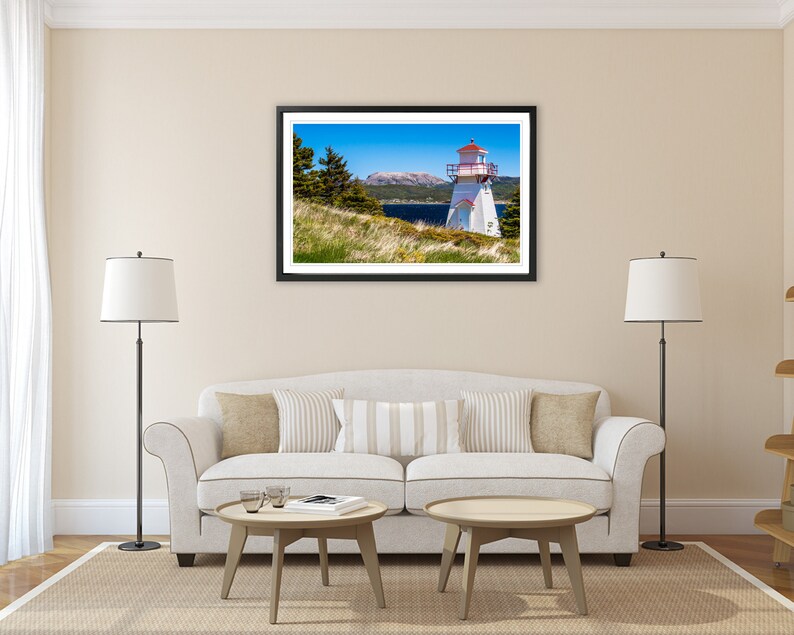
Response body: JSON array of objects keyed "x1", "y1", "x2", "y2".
[
  {"x1": 363, "y1": 172, "x2": 447, "y2": 187},
  {"x1": 362, "y1": 174, "x2": 520, "y2": 204}
]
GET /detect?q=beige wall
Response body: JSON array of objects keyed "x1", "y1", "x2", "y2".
[
  {"x1": 47, "y1": 29, "x2": 784, "y2": 501},
  {"x1": 784, "y1": 25, "x2": 794, "y2": 440}
]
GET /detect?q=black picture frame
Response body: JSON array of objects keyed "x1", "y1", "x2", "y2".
[{"x1": 277, "y1": 106, "x2": 537, "y2": 282}]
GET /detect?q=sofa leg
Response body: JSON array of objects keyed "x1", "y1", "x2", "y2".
[
  {"x1": 177, "y1": 553, "x2": 196, "y2": 567},
  {"x1": 613, "y1": 553, "x2": 632, "y2": 567}
]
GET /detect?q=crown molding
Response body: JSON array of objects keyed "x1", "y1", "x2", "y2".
[
  {"x1": 780, "y1": 0, "x2": 794, "y2": 26},
  {"x1": 42, "y1": 1, "x2": 793, "y2": 30}
]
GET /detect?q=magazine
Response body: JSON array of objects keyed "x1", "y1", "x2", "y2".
[{"x1": 285, "y1": 495, "x2": 368, "y2": 515}]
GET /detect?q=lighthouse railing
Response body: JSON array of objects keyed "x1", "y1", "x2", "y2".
[{"x1": 446, "y1": 162, "x2": 498, "y2": 178}]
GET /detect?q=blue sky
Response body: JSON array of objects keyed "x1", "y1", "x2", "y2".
[{"x1": 293, "y1": 123, "x2": 521, "y2": 179}]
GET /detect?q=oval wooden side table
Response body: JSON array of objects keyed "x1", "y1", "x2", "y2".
[
  {"x1": 424, "y1": 495, "x2": 596, "y2": 620},
  {"x1": 215, "y1": 499, "x2": 388, "y2": 623}
]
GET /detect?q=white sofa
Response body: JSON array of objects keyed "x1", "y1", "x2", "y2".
[{"x1": 144, "y1": 369, "x2": 664, "y2": 568}]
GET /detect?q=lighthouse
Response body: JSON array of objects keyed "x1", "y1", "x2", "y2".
[{"x1": 445, "y1": 139, "x2": 500, "y2": 237}]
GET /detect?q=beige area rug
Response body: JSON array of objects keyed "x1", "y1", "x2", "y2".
[{"x1": 0, "y1": 542, "x2": 791, "y2": 634}]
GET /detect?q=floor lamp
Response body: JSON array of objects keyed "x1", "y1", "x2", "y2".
[
  {"x1": 624, "y1": 252, "x2": 702, "y2": 551},
  {"x1": 101, "y1": 252, "x2": 178, "y2": 552}
]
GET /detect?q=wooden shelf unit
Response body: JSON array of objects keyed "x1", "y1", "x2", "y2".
[
  {"x1": 755, "y1": 431, "x2": 794, "y2": 565},
  {"x1": 754, "y1": 288, "x2": 794, "y2": 565},
  {"x1": 755, "y1": 506, "x2": 794, "y2": 565},
  {"x1": 775, "y1": 360, "x2": 794, "y2": 378},
  {"x1": 755, "y1": 509, "x2": 794, "y2": 544},
  {"x1": 764, "y1": 435, "x2": 794, "y2": 460}
]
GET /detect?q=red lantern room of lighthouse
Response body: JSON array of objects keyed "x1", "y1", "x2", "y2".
[{"x1": 445, "y1": 139, "x2": 500, "y2": 236}]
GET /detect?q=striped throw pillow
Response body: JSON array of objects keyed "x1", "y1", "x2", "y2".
[
  {"x1": 461, "y1": 389, "x2": 533, "y2": 452},
  {"x1": 332, "y1": 399, "x2": 463, "y2": 458},
  {"x1": 272, "y1": 388, "x2": 344, "y2": 453}
]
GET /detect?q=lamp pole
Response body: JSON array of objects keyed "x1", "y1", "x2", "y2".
[
  {"x1": 119, "y1": 253, "x2": 160, "y2": 552},
  {"x1": 659, "y1": 320, "x2": 667, "y2": 545},
  {"x1": 641, "y1": 317, "x2": 682, "y2": 551}
]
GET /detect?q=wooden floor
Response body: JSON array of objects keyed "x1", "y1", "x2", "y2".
[{"x1": 1, "y1": 534, "x2": 792, "y2": 611}]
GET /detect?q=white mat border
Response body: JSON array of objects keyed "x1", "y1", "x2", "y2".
[
  {"x1": 686, "y1": 541, "x2": 794, "y2": 611},
  {"x1": 0, "y1": 541, "x2": 169, "y2": 622},
  {"x1": 0, "y1": 541, "x2": 790, "y2": 622}
]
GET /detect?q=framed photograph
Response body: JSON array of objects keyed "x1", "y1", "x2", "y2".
[{"x1": 277, "y1": 106, "x2": 536, "y2": 281}]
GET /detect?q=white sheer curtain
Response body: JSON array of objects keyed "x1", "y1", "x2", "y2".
[{"x1": 0, "y1": 0, "x2": 53, "y2": 565}]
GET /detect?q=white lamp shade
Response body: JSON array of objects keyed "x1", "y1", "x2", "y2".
[
  {"x1": 624, "y1": 256, "x2": 702, "y2": 323},
  {"x1": 101, "y1": 256, "x2": 178, "y2": 322}
]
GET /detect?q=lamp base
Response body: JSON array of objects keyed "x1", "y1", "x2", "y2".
[
  {"x1": 642, "y1": 540, "x2": 684, "y2": 551},
  {"x1": 118, "y1": 541, "x2": 161, "y2": 552}
]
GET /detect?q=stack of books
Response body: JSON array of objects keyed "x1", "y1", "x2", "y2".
[{"x1": 284, "y1": 495, "x2": 368, "y2": 516}]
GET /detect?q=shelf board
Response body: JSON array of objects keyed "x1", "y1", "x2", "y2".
[
  {"x1": 787, "y1": 287, "x2": 794, "y2": 302},
  {"x1": 775, "y1": 360, "x2": 794, "y2": 377},
  {"x1": 764, "y1": 434, "x2": 794, "y2": 460},
  {"x1": 754, "y1": 509, "x2": 794, "y2": 548}
]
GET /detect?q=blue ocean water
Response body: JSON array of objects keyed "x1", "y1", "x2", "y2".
[{"x1": 382, "y1": 203, "x2": 506, "y2": 227}]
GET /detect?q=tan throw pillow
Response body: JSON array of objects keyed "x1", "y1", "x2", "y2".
[
  {"x1": 529, "y1": 391, "x2": 600, "y2": 459},
  {"x1": 217, "y1": 392, "x2": 280, "y2": 459}
]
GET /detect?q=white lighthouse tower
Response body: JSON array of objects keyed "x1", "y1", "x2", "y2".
[{"x1": 445, "y1": 139, "x2": 500, "y2": 236}]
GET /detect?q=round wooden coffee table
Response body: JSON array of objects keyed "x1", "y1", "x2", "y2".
[
  {"x1": 215, "y1": 500, "x2": 388, "y2": 623},
  {"x1": 424, "y1": 496, "x2": 596, "y2": 620}
]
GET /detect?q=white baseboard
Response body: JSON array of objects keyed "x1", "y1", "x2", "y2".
[
  {"x1": 639, "y1": 499, "x2": 778, "y2": 535},
  {"x1": 53, "y1": 499, "x2": 170, "y2": 535},
  {"x1": 53, "y1": 498, "x2": 779, "y2": 536}
]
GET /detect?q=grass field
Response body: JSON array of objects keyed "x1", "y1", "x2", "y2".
[{"x1": 292, "y1": 200, "x2": 520, "y2": 264}]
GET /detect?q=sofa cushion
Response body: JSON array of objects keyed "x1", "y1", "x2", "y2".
[
  {"x1": 530, "y1": 391, "x2": 600, "y2": 459},
  {"x1": 332, "y1": 398, "x2": 463, "y2": 459},
  {"x1": 405, "y1": 453, "x2": 612, "y2": 514},
  {"x1": 216, "y1": 392, "x2": 280, "y2": 459},
  {"x1": 198, "y1": 452, "x2": 405, "y2": 515},
  {"x1": 273, "y1": 388, "x2": 343, "y2": 453},
  {"x1": 462, "y1": 389, "x2": 533, "y2": 453}
]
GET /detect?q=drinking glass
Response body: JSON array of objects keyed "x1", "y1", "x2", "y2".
[
  {"x1": 266, "y1": 485, "x2": 290, "y2": 508},
  {"x1": 240, "y1": 490, "x2": 265, "y2": 513}
]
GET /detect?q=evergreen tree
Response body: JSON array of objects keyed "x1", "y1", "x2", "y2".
[
  {"x1": 292, "y1": 133, "x2": 318, "y2": 199},
  {"x1": 317, "y1": 146, "x2": 353, "y2": 202},
  {"x1": 336, "y1": 179, "x2": 384, "y2": 216},
  {"x1": 499, "y1": 185, "x2": 521, "y2": 239},
  {"x1": 308, "y1": 145, "x2": 384, "y2": 215}
]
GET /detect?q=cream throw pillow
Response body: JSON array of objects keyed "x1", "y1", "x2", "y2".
[
  {"x1": 332, "y1": 398, "x2": 463, "y2": 458},
  {"x1": 529, "y1": 391, "x2": 600, "y2": 459},
  {"x1": 273, "y1": 388, "x2": 344, "y2": 453},
  {"x1": 461, "y1": 389, "x2": 533, "y2": 452},
  {"x1": 216, "y1": 392, "x2": 280, "y2": 459}
]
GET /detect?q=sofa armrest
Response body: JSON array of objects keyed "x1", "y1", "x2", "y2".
[
  {"x1": 592, "y1": 416, "x2": 664, "y2": 478},
  {"x1": 593, "y1": 417, "x2": 665, "y2": 478},
  {"x1": 144, "y1": 417, "x2": 222, "y2": 551},
  {"x1": 145, "y1": 417, "x2": 222, "y2": 478},
  {"x1": 591, "y1": 416, "x2": 665, "y2": 547}
]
